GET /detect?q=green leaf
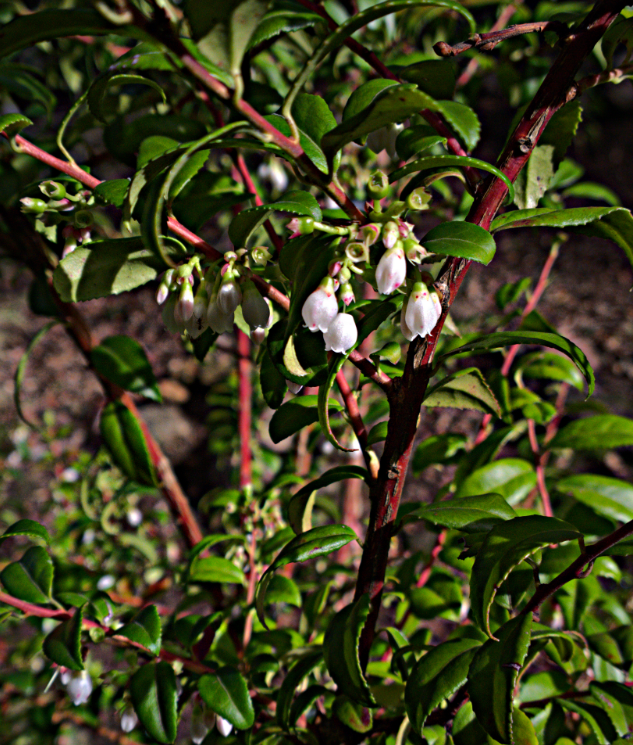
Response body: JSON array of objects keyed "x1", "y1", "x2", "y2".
[
  {"x1": 130, "y1": 661, "x2": 178, "y2": 744},
  {"x1": 590, "y1": 681, "x2": 632, "y2": 737},
  {"x1": 434, "y1": 100, "x2": 481, "y2": 151},
  {"x1": 471, "y1": 517, "x2": 580, "y2": 636},
  {"x1": 455, "y1": 459, "x2": 537, "y2": 505},
  {"x1": 333, "y1": 695, "x2": 373, "y2": 732},
  {"x1": 556, "y1": 474, "x2": 633, "y2": 523},
  {"x1": 260, "y1": 348, "x2": 287, "y2": 409},
  {"x1": 342, "y1": 79, "x2": 400, "y2": 126},
  {"x1": 0, "y1": 519, "x2": 50, "y2": 545},
  {"x1": 117, "y1": 605, "x2": 162, "y2": 656},
  {"x1": 587, "y1": 626, "x2": 633, "y2": 669},
  {"x1": 548, "y1": 415, "x2": 633, "y2": 450},
  {"x1": 100, "y1": 401, "x2": 157, "y2": 487},
  {"x1": 292, "y1": 93, "x2": 339, "y2": 171},
  {"x1": 540, "y1": 101, "x2": 582, "y2": 165},
  {"x1": 269, "y1": 395, "x2": 343, "y2": 443},
  {"x1": 229, "y1": 190, "x2": 321, "y2": 248},
  {"x1": 94, "y1": 179, "x2": 129, "y2": 208},
  {"x1": 88, "y1": 73, "x2": 167, "y2": 122},
  {"x1": 256, "y1": 525, "x2": 357, "y2": 626},
  {"x1": 396, "y1": 60, "x2": 456, "y2": 100},
  {"x1": 323, "y1": 594, "x2": 376, "y2": 707},
  {"x1": 53, "y1": 237, "x2": 186, "y2": 302},
  {"x1": 198, "y1": 667, "x2": 255, "y2": 730},
  {"x1": 518, "y1": 351, "x2": 586, "y2": 391},
  {"x1": 424, "y1": 368, "x2": 501, "y2": 416},
  {"x1": 557, "y1": 698, "x2": 616, "y2": 745},
  {"x1": 0, "y1": 112, "x2": 32, "y2": 137},
  {"x1": 0, "y1": 546, "x2": 53, "y2": 604},
  {"x1": 168, "y1": 149, "x2": 210, "y2": 201},
  {"x1": 185, "y1": 0, "x2": 269, "y2": 78},
  {"x1": 405, "y1": 638, "x2": 481, "y2": 734},
  {"x1": 513, "y1": 145, "x2": 555, "y2": 209},
  {"x1": 420, "y1": 221, "x2": 497, "y2": 265},
  {"x1": 395, "y1": 128, "x2": 447, "y2": 161},
  {"x1": 42, "y1": 605, "x2": 85, "y2": 671},
  {"x1": 91, "y1": 335, "x2": 161, "y2": 402},
  {"x1": 412, "y1": 433, "x2": 468, "y2": 474},
  {"x1": 440, "y1": 331, "x2": 595, "y2": 396},
  {"x1": 288, "y1": 465, "x2": 367, "y2": 535},
  {"x1": 318, "y1": 353, "x2": 355, "y2": 453},
  {"x1": 267, "y1": 321, "x2": 329, "y2": 387},
  {"x1": 391, "y1": 157, "x2": 513, "y2": 207},
  {"x1": 276, "y1": 649, "x2": 323, "y2": 729},
  {"x1": 248, "y1": 8, "x2": 321, "y2": 48},
  {"x1": 188, "y1": 556, "x2": 246, "y2": 584},
  {"x1": 191, "y1": 328, "x2": 219, "y2": 362},
  {"x1": 403, "y1": 494, "x2": 516, "y2": 533},
  {"x1": 468, "y1": 614, "x2": 533, "y2": 744},
  {"x1": 367, "y1": 421, "x2": 388, "y2": 445},
  {"x1": 265, "y1": 574, "x2": 301, "y2": 607},
  {"x1": 264, "y1": 112, "x2": 328, "y2": 173}
]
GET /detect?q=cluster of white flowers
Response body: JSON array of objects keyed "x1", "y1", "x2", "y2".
[{"x1": 157, "y1": 254, "x2": 272, "y2": 343}]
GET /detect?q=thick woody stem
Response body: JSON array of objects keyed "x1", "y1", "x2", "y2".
[{"x1": 353, "y1": 0, "x2": 627, "y2": 667}]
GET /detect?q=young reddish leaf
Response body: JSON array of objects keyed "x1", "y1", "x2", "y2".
[
  {"x1": 130, "y1": 661, "x2": 178, "y2": 744},
  {"x1": 198, "y1": 667, "x2": 255, "y2": 730}
]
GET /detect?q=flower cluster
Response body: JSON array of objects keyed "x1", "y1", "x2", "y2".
[{"x1": 157, "y1": 252, "x2": 272, "y2": 343}]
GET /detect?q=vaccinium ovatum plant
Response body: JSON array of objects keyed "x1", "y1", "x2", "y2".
[{"x1": 2, "y1": 1, "x2": 633, "y2": 744}]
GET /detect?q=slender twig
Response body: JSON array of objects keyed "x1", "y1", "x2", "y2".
[
  {"x1": 527, "y1": 419, "x2": 553, "y2": 517},
  {"x1": 336, "y1": 367, "x2": 378, "y2": 478},
  {"x1": 435, "y1": 20, "x2": 568, "y2": 58},
  {"x1": 570, "y1": 60, "x2": 633, "y2": 96}
]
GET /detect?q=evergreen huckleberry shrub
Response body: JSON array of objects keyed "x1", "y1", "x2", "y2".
[{"x1": 2, "y1": 1, "x2": 633, "y2": 744}]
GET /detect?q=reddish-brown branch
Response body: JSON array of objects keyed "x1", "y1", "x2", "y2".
[
  {"x1": 528, "y1": 419, "x2": 554, "y2": 517},
  {"x1": 435, "y1": 20, "x2": 567, "y2": 58},
  {"x1": 336, "y1": 367, "x2": 378, "y2": 478}
]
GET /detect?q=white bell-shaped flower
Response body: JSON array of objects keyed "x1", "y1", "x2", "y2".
[
  {"x1": 241, "y1": 281, "x2": 271, "y2": 330},
  {"x1": 302, "y1": 277, "x2": 338, "y2": 332},
  {"x1": 403, "y1": 281, "x2": 442, "y2": 340},
  {"x1": 67, "y1": 670, "x2": 93, "y2": 706},
  {"x1": 174, "y1": 281, "x2": 194, "y2": 324},
  {"x1": 217, "y1": 277, "x2": 242, "y2": 314},
  {"x1": 375, "y1": 246, "x2": 406, "y2": 295},
  {"x1": 323, "y1": 313, "x2": 358, "y2": 353},
  {"x1": 217, "y1": 716, "x2": 233, "y2": 737},
  {"x1": 120, "y1": 706, "x2": 138, "y2": 733},
  {"x1": 207, "y1": 296, "x2": 234, "y2": 334}
]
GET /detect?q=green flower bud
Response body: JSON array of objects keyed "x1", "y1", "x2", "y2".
[{"x1": 20, "y1": 197, "x2": 47, "y2": 213}]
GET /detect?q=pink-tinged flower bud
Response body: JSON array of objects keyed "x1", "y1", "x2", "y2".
[
  {"x1": 339, "y1": 281, "x2": 355, "y2": 306},
  {"x1": 155, "y1": 283, "x2": 169, "y2": 305},
  {"x1": 382, "y1": 221, "x2": 399, "y2": 249},
  {"x1": 286, "y1": 380, "x2": 303, "y2": 394},
  {"x1": 375, "y1": 246, "x2": 406, "y2": 295},
  {"x1": 20, "y1": 197, "x2": 47, "y2": 213},
  {"x1": 403, "y1": 238, "x2": 428, "y2": 264},
  {"x1": 404, "y1": 281, "x2": 442, "y2": 340},
  {"x1": 67, "y1": 671, "x2": 93, "y2": 706},
  {"x1": 241, "y1": 281, "x2": 270, "y2": 330},
  {"x1": 120, "y1": 706, "x2": 138, "y2": 733},
  {"x1": 62, "y1": 225, "x2": 78, "y2": 258},
  {"x1": 162, "y1": 295, "x2": 184, "y2": 334},
  {"x1": 251, "y1": 327, "x2": 266, "y2": 344},
  {"x1": 328, "y1": 260, "x2": 342, "y2": 277},
  {"x1": 360, "y1": 223, "x2": 381, "y2": 246},
  {"x1": 79, "y1": 228, "x2": 91, "y2": 245},
  {"x1": 174, "y1": 281, "x2": 195, "y2": 324},
  {"x1": 323, "y1": 313, "x2": 358, "y2": 353},
  {"x1": 60, "y1": 668, "x2": 72, "y2": 686},
  {"x1": 398, "y1": 220, "x2": 413, "y2": 238},
  {"x1": 286, "y1": 216, "x2": 315, "y2": 235},
  {"x1": 302, "y1": 277, "x2": 338, "y2": 332},
  {"x1": 217, "y1": 716, "x2": 233, "y2": 737},
  {"x1": 207, "y1": 297, "x2": 234, "y2": 334},
  {"x1": 218, "y1": 278, "x2": 242, "y2": 314}
]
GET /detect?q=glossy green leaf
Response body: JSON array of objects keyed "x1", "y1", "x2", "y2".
[
  {"x1": 391, "y1": 157, "x2": 513, "y2": 207},
  {"x1": 0, "y1": 546, "x2": 53, "y2": 604},
  {"x1": 556, "y1": 474, "x2": 633, "y2": 523},
  {"x1": 0, "y1": 112, "x2": 32, "y2": 137},
  {"x1": 342, "y1": 79, "x2": 400, "y2": 125},
  {"x1": 395, "y1": 128, "x2": 447, "y2": 160},
  {"x1": 267, "y1": 320, "x2": 329, "y2": 387},
  {"x1": 188, "y1": 556, "x2": 246, "y2": 584},
  {"x1": 435, "y1": 100, "x2": 481, "y2": 151},
  {"x1": 42, "y1": 605, "x2": 85, "y2": 671},
  {"x1": 518, "y1": 351, "x2": 586, "y2": 391},
  {"x1": 288, "y1": 465, "x2": 367, "y2": 535},
  {"x1": 558, "y1": 698, "x2": 615, "y2": 745},
  {"x1": 168, "y1": 149, "x2": 210, "y2": 201},
  {"x1": 248, "y1": 8, "x2": 321, "y2": 48},
  {"x1": 88, "y1": 73, "x2": 166, "y2": 122},
  {"x1": 419, "y1": 221, "x2": 497, "y2": 265},
  {"x1": 269, "y1": 395, "x2": 343, "y2": 443},
  {"x1": 292, "y1": 93, "x2": 338, "y2": 169},
  {"x1": 440, "y1": 331, "x2": 595, "y2": 396},
  {"x1": 0, "y1": 519, "x2": 50, "y2": 545},
  {"x1": 323, "y1": 594, "x2": 376, "y2": 707},
  {"x1": 91, "y1": 335, "x2": 161, "y2": 402},
  {"x1": 470, "y1": 516, "x2": 580, "y2": 636},
  {"x1": 318, "y1": 352, "x2": 355, "y2": 453},
  {"x1": 397, "y1": 60, "x2": 456, "y2": 99},
  {"x1": 198, "y1": 667, "x2": 255, "y2": 729},
  {"x1": 367, "y1": 421, "x2": 388, "y2": 445},
  {"x1": 468, "y1": 614, "x2": 533, "y2": 743},
  {"x1": 53, "y1": 237, "x2": 186, "y2": 302},
  {"x1": 548, "y1": 415, "x2": 633, "y2": 450},
  {"x1": 455, "y1": 459, "x2": 537, "y2": 505},
  {"x1": 100, "y1": 401, "x2": 157, "y2": 487},
  {"x1": 256, "y1": 525, "x2": 357, "y2": 626},
  {"x1": 265, "y1": 574, "x2": 301, "y2": 607},
  {"x1": 405, "y1": 638, "x2": 481, "y2": 733},
  {"x1": 590, "y1": 681, "x2": 632, "y2": 737},
  {"x1": 514, "y1": 145, "x2": 555, "y2": 210},
  {"x1": 403, "y1": 494, "x2": 516, "y2": 533},
  {"x1": 130, "y1": 661, "x2": 178, "y2": 744},
  {"x1": 277, "y1": 649, "x2": 323, "y2": 729},
  {"x1": 94, "y1": 179, "x2": 129, "y2": 208},
  {"x1": 587, "y1": 626, "x2": 633, "y2": 669},
  {"x1": 264, "y1": 112, "x2": 328, "y2": 172},
  {"x1": 424, "y1": 368, "x2": 501, "y2": 416},
  {"x1": 117, "y1": 605, "x2": 162, "y2": 656}
]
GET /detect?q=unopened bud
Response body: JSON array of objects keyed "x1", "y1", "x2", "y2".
[
  {"x1": 120, "y1": 706, "x2": 138, "y2": 733},
  {"x1": 241, "y1": 281, "x2": 270, "y2": 330},
  {"x1": 339, "y1": 281, "x2": 355, "y2": 306},
  {"x1": 382, "y1": 221, "x2": 399, "y2": 249},
  {"x1": 174, "y1": 281, "x2": 194, "y2": 324},
  {"x1": 20, "y1": 197, "x2": 47, "y2": 213},
  {"x1": 251, "y1": 327, "x2": 266, "y2": 344},
  {"x1": 286, "y1": 216, "x2": 315, "y2": 235}
]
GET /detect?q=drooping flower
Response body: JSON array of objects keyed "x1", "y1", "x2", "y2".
[
  {"x1": 207, "y1": 296, "x2": 234, "y2": 334},
  {"x1": 302, "y1": 277, "x2": 338, "y2": 333},
  {"x1": 217, "y1": 277, "x2": 242, "y2": 314},
  {"x1": 241, "y1": 281, "x2": 270, "y2": 330},
  {"x1": 120, "y1": 706, "x2": 138, "y2": 733},
  {"x1": 381, "y1": 221, "x2": 399, "y2": 250},
  {"x1": 174, "y1": 281, "x2": 194, "y2": 324},
  {"x1": 217, "y1": 716, "x2": 233, "y2": 737},
  {"x1": 323, "y1": 313, "x2": 358, "y2": 353},
  {"x1": 403, "y1": 281, "x2": 442, "y2": 340},
  {"x1": 67, "y1": 670, "x2": 93, "y2": 706},
  {"x1": 375, "y1": 246, "x2": 406, "y2": 295}
]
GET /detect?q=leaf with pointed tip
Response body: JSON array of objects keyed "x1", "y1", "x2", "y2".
[
  {"x1": 455, "y1": 459, "x2": 537, "y2": 505},
  {"x1": 248, "y1": 8, "x2": 321, "y2": 48},
  {"x1": 43, "y1": 605, "x2": 85, "y2": 671},
  {"x1": 395, "y1": 128, "x2": 447, "y2": 160},
  {"x1": 198, "y1": 667, "x2": 255, "y2": 729},
  {"x1": 0, "y1": 546, "x2": 53, "y2": 604},
  {"x1": 188, "y1": 557, "x2": 246, "y2": 584},
  {"x1": 117, "y1": 605, "x2": 162, "y2": 656},
  {"x1": 424, "y1": 368, "x2": 501, "y2": 416},
  {"x1": 88, "y1": 73, "x2": 166, "y2": 122},
  {"x1": 470, "y1": 516, "x2": 580, "y2": 636},
  {"x1": 323, "y1": 594, "x2": 376, "y2": 707},
  {"x1": 587, "y1": 626, "x2": 633, "y2": 669},
  {"x1": 558, "y1": 698, "x2": 616, "y2": 745},
  {"x1": 513, "y1": 145, "x2": 555, "y2": 210},
  {"x1": 548, "y1": 415, "x2": 633, "y2": 450},
  {"x1": 0, "y1": 113, "x2": 33, "y2": 137},
  {"x1": 277, "y1": 649, "x2": 323, "y2": 729},
  {"x1": 403, "y1": 494, "x2": 516, "y2": 533},
  {"x1": 91, "y1": 335, "x2": 161, "y2": 402},
  {"x1": 405, "y1": 638, "x2": 482, "y2": 733},
  {"x1": 435, "y1": 100, "x2": 481, "y2": 151},
  {"x1": 318, "y1": 353, "x2": 357, "y2": 453},
  {"x1": 100, "y1": 401, "x2": 156, "y2": 487},
  {"x1": 94, "y1": 179, "x2": 129, "y2": 208},
  {"x1": 468, "y1": 614, "x2": 533, "y2": 743},
  {"x1": 417, "y1": 221, "x2": 497, "y2": 265},
  {"x1": 269, "y1": 395, "x2": 343, "y2": 443},
  {"x1": 0, "y1": 519, "x2": 49, "y2": 545},
  {"x1": 130, "y1": 661, "x2": 178, "y2": 744},
  {"x1": 556, "y1": 474, "x2": 633, "y2": 523}
]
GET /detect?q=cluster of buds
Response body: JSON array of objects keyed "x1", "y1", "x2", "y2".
[
  {"x1": 20, "y1": 180, "x2": 96, "y2": 255},
  {"x1": 156, "y1": 252, "x2": 272, "y2": 343},
  {"x1": 60, "y1": 668, "x2": 93, "y2": 706}
]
